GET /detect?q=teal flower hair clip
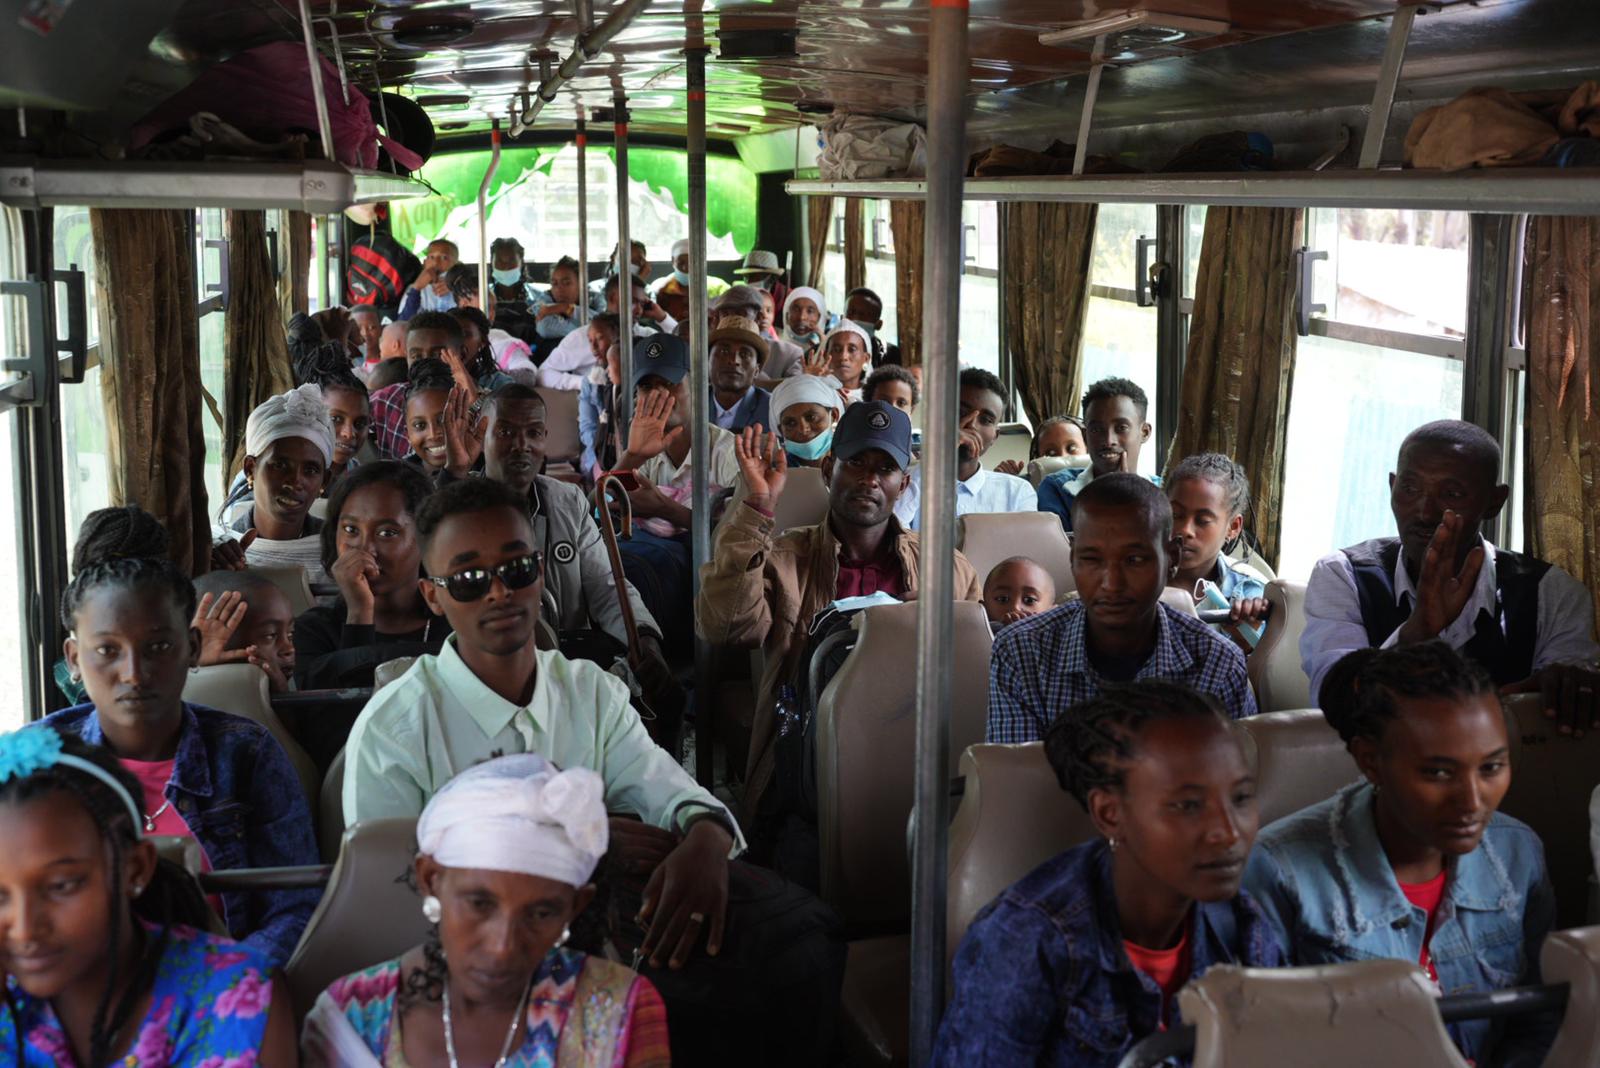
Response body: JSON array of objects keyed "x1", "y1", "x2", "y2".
[{"x1": 0, "y1": 726, "x2": 64, "y2": 783}]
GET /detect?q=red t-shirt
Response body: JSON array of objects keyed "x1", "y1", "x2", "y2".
[
  {"x1": 835, "y1": 555, "x2": 905, "y2": 599},
  {"x1": 1399, "y1": 869, "x2": 1449, "y2": 982},
  {"x1": 121, "y1": 757, "x2": 222, "y2": 915},
  {"x1": 1125, "y1": 926, "x2": 1193, "y2": 1028}
]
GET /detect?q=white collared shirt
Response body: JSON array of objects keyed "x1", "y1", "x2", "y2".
[
  {"x1": 892, "y1": 463, "x2": 1039, "y2": 531},
  {"x1": 1300, "y1": 535, "x2": 1598, "y2": 699}
]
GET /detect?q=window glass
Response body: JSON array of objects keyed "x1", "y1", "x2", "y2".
[
  {"x1": 1507, "y1": 368, "x2": 1526, "y2": 552},
  {"x1": 957, "y1": 202, "x2": 1001, "y2": 375},
  {"x1": 196, "y1": 209, "x2": 229, "y2": 512},
  {"x1": 1080, "y1": 297, "x2": 1158, "y2": 477},
  {"x1": 55, "y1": 206, "x2": 110, "y2": 539},
  {"x1": 821, "y1": 197, "x2": 847, "y2": 321},
  {"x1": 1184, "y1": 206, "x2": 1207, "y2": 300},
  {"x1": 1090, "y1": 204, "x2": 1157, "y2": 291},
  {"x1": 1276, "y1": 335, "x2": 1464, "y2": 582},
  {"x1": 1308, "y1": 208, "x2": 1469, "y2": 337},
  {"x1": 0, "y1": 208, "x2": 25, "y2": 728}
]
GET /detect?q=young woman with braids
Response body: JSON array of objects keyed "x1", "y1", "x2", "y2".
[
  {"x1": 1244, "y1": 642, "x2": 1559, "y2": 1066},
  {"x1": 933, "y1": 680, "x2": 1283, "y2": 1066},
  {"x1": 0, "y1": 727, "x2": 298, "y2": 1065},
  {"x1": 42, "y1": 504, "x2": 321, "y2": 968},
  {"x1": 302, "y1": 754, "x2": 667, "y2": 1067}
]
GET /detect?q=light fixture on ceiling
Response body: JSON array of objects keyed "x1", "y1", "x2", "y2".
[
  {"x1": 1038, "y1": 11, "x2": 1229, "y2": 61},
  {"x1": 417, "y1": 94, "x2": 472, "y2": 108}
]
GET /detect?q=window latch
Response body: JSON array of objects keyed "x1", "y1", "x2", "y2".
[
  {"x1": 203, "y1": 237, "x2": 231, "y2": 311},
  {"x1": 1135, "y1": 235, "x2": 1163, "y2": 306},
  {"x1": 1294, "y1": 246, "x2": 1328, "y2": 336},
  {"x1": 961, "y1": 224, "x2": 978, "y2": 268},
  {"x1": 53, "y1": 265, "x2": 88, "y2": 385},
  {"x1": 0, "y1": 278, "x2": 49, "y2": 408}
]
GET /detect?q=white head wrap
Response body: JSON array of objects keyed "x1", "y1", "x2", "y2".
[
  {"x1": 821, "y1": 319, "x2": 872, "y2": 355},
  {"x1": 245, "y1": 383, "x2": 335, "y2": 465},
  {"x1": 670, "y1": 238, "x2": 690, "y2": 261},
  {"x1": 783, "y1": 286, "x2": 826, "y2": 323},
  {"x1": 417, "y1": 754, "x2": 609, "y2": 888},
  {"x1": 770, "y1": 373, "x2": 845, "y2": 437}
]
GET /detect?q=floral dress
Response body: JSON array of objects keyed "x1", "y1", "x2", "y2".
[
  {"x1": 301, "y1": 945, "x2": 670, "y2": 1067},
  {"x1": 1, "y1": 924, "x2": 276, "y2": 1066}
]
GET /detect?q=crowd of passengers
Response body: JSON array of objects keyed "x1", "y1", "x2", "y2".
[{"x1": 3, "y1": 232, "x2": 1599, "y2": 1067}]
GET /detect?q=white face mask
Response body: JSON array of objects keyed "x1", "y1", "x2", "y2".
[{"x1": 493, "y1": 267, "x2": 523, "y2": 288}]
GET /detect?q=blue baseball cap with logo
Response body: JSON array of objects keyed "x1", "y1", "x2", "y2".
[
  {"x1": 832, "y1": 400, "x2": 913, "y2": 470},
  {"x1": 630, "y1": 333, "x2": 691, "y2": 395}
]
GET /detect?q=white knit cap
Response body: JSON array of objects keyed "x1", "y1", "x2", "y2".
[
  {"x1": 416, "y1": 754, "x2": 609, "y2": 888},
  {"x1": 244, "y1": 383, "x2": 335, "y2": 465},
  {"x1": 770, "y1": 373, "x2": 845, "y2": 437}
]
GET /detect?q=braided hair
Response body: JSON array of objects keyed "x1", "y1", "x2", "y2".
[
  {"x1": 294, "y1": 338, "x2": 367, "y2": 394},
  {"x1": 60, "y1": 505, "x2": 196, "y2": 632},
  {"x1": 404, "y1": 358, "x2": 455, "y2": 403},
  {"x1": 1319, "y1": 643, "x2": 1497, "y2": 749},
  {"x1": 447, "y1": 305, "x2": 500, "y2": 381},
  {"x1": 1168, "y1": 452, "x2": 1251, "y2": 519},
  {"x1": 1044, "y1": 681, "x2": 1231, "y2": 811},
  {"x1": 1029, "y1": 415, "x2": 1084, "y2": 460},
  {"x1": 0, "y1": 729, "x2": 211, "y2": 1065}
]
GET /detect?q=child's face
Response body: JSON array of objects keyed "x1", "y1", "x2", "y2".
[
  {"x1": 549, "y1": 267, "x2": 579, "y2": 305},
  {"x1": 406, "y1": 389, "x2": 450, "y2": 470},
  {"x1": 983, "y1": 560, "x2": 1057, "y2": 624},
  {"x1": 786, "y1": 298, "x2": 821, "y2": 336},
  {"x1": 757, "y1": 293, "x2": 775, "y2": 333},
  {"x1": 872, "y1": 379, "x2": 915, "y2": 414},
  {"x1": 1037, "y1": 421, "x2": 1086, "y2": 459},
  {"x1": 1168, "y1": 476, "x2": 1243, "y2": 583},
  {"x1": 237, "y1": 586, "x2": 296, "y2": 686}
]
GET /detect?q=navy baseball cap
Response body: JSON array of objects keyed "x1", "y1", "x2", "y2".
[
  {"x1": 832, "y1": 400, "x2": 913, "y2": 470},
  {"x1": 630, "y1": 333, "x2": 691, "y2": 394}
]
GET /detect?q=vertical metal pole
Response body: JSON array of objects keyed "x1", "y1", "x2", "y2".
[
  {"x1": 295, "y1": 0, "x2": 336, "y2": 166},
  {"x1": 614, "y1": 92, "x2": 633, "y2": 443},
  {"x1": 477, "y1": 118, "x2": 502, "y2": 310},
  {"x1": 1358, "y1": 4, "x2": 1419, "y2": 169},
  {"x1": 576, "y1": 112, "x2": 590, "y2": 325},
  {"x1": 1072, "y1": 35, "x2": 1106, "y2": 176},
  {"x1": 1154, "y1": 204, "x2": 1185, "y2": 472},
  {"x1": 996, "y1": 213, "x2": 1012, "y2": 403},
  {"x1": 314, "y1": 214, "x2": 330, "y2": 311},
  {"x1": 686, "y1": 49, "x2": 715, "y2": 786},
  {"x1": 911, "y1": 0, "x2": 967, "y2": 1062}
]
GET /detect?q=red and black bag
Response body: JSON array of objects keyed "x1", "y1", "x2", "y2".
[{"x1": 346, "y1": 232, "x2": 421, "y2": 313}]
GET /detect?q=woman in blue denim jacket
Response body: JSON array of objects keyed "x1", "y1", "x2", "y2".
[
  {"x1": 1244, "y1": 642, "x2": 1558, "y2": 1067},
  {"x1": 41, "y1": 505, "x2": 320, "y2": 968},
  {"x1": 934, "y1": 681, "x2": 1285, "y2": 1066}
]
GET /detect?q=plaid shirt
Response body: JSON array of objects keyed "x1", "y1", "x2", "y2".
[{"x1": 987, "y1": 601, "x2": 1258, "y2": 744}]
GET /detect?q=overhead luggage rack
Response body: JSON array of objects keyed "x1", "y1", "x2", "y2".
[
  {"x1": 786, "y1": 168, "x2": 1600, "y2": 215},
  {"x1": 0, "y1": 158, "x2": 431, "y2": 214}
]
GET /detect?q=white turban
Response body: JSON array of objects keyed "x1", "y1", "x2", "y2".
[
  {"x1": 417, "y1": 754, "x2": 608, "y2": 888},
  {"x1": 783, "y1": 286, "x2": 826, "y2": 321},
  {"x1": 670, "y1": 238, "x2": 690, "y2": 261},
  {"x1": 770, "y1": 373, "x2": 845, "y2": 437},
  {"x1": 245, "y1": 383, "x2": 335, "y2": 466},
  {"x1": 821, "y1": 319, "x2": 872, "y2": 354}
]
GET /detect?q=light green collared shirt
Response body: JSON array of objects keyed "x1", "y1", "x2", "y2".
[{"x1": 342, "y1": 637, "x2": 744, "y2": 852}]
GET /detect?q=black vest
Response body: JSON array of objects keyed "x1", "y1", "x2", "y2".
[{"x1": 1343, "y1": 537, "x2": 1548, "y2": 687}]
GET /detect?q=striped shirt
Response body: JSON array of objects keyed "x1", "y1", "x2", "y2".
[{"x1": 987, "y1": 601, "x2": 1258, "y2": 744}]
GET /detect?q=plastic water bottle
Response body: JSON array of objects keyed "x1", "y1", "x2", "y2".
[{"x1": 1196, "y1": 579, "x2": 1263, "y2": 649}]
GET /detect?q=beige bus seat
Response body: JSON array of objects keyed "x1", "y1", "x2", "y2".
[
  {"x1": 1159, "y1": 585, "x2": 1199, "y2": 617},
  {"x1": 985, "y1": 423, "x2": 1032, "y2": 471},
  {"x1": 1025, "y1": 455, "x2": 1088, "y2": 489},
  {"x1": 1226, "y1": 538, "x2": 1277, "y2": 583},
  {"x1": 1237, "y1": 709, "x2": 1360, "y2": 827},
  {"x1": 1246, "y1": 579, "x2": 1310, "y2": 713},
  {"x1": 773, "y1": 465, "x2": 830, "y2": 533},
  {"x1": 536, "y1": 385, "x2": 583, "y2": 467},
  {"x1": 1181, "y1": 961, "x2": 1469, "y2": 1068},
  {"x1": 958, "y1": 511, "x2": 1076, "y2": 601},
  {"x1": 308, "y1": 498, "x2": 329, "y2": 520},
  {"x1": 1541, "y1": 925, "x2": 1600, "y2": 1068},
  {"x1": 817, "y1": 600, "x2": 994, "y2": 934},
  {"x1": 1500, "y1": 692, "x2": 1600, "y2": 928},
  {"x1": 373, "y1": 655, "x2": 415, "y2": 693},
  {"x1": 946, "y1": 743, "x2": 1096, "y2": 968},
  {"x1": 182, "y1": 664, "x2": 319, "y2": 807},
  {"x1": 284, "y1": 818, "x2": 426, "y2": 1021},
  {"x1": 252, "y1": 565, "x2": 316, "y2": 617},
  {"x1": 318, "y1": 747, "x2": 347, "y2": 862}
]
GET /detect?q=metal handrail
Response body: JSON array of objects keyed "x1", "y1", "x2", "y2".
[
  {"x1": 507, "y1": 0, "x2": 651, "y2": 137},
  {"x1": 198, "y1": 864, "x2": 333, "y2": 892}
]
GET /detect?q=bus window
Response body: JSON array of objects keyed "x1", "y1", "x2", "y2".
[
  {"x1": 959, "y1": 201, "x2": 1001, "y2": 375},
  {"x1": 55, "y1": 205, "x2": 109, "y2": 539},
  {"x1": 1275, "y1": 208, "x2": 1469, "y2": 581},
  {"x1": 196, "y1": 207, "x2": 229, "y2": 510},
  {"x1": 1082, "y1": 203, "x2": 1159, "y2": 477},
  {"x1": 863, "y1": 199, "x2": 899, "y2": 347},
  {"x1": 0, "y1": 206, "x2": 26, "y2": 730},
  {"x1": 820, "y1": 196, "x2": 848, "y2": 318}
]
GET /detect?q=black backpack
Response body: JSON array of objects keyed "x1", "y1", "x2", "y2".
[{"x1": 347, "y1": 232, "x2": 421, "y2": 314}]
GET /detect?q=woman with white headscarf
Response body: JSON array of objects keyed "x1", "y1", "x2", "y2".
[
  {"x1": 780, "y1": 286, "x2": 826, "y2": 357},
  {"x1": 768, "y1": 374, "x2": 846, "y2": 469},
  {"x1": 302, "y1": 754, "x2": 670, "y2": 1067},
  {"x1": 817, "y1": 321, "x2": 873, "y2": 406},
  {"x1": 212, "y1": 383, "x2": 336, "y2": 584}
]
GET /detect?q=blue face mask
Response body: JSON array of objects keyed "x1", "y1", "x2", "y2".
[
  {"x1": 783, "y1": 427, "x2": 834, "y2": 462},
  {"x1": 673, "y1": 269, "x2": 690, "y2": 286},
  {"x1": 493, "y1": 267, "x2": 523, "y2": 288}
]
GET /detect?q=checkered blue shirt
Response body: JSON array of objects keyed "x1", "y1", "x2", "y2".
[{"x1": 987, "y1": 601, "x2": 1259, "y2": 743}]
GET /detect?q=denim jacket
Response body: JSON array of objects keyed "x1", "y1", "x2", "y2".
[
  {"x1": 1244, "y1": 781, "x2": 1557, "y2": 1067},
  {"x1": 43, "y1": 702, "x2": 321, "y2": 967},
  {"x1": 933, "y1": 838, "x2": 1285, "y2": 1067}
]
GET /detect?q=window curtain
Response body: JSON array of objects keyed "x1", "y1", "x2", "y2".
[
  {"x1": 806, "y1": 195, "x2": 833, "y2": 289},
  {"x1": 276, "y1": 210, "x2": 312, "y2": 321},
  {"x1": 1166, "y1": 206, "x2": 1302, "y2": 568},
  {"x1": 89, "y1": 209, "x2": 211, "y2": 575},
  {"x1": 844, "y1": 199, "x2": 866, "y2": 294},
  {"x1": 1523, "y1": 215, "x2": 1600, "y2": 622},
  {"x1": 1001, "y1": 202, "x2": 1098, "y2": 427},
  {"x1": 225, "y1": 210, "x2": 295, "y2": 480},
  {"x1": 889, "y1": 199, "x2": 925, "y2": 365}
]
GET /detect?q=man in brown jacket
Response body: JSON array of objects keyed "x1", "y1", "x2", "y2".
[{"x1": 696, "y1": 400, "x2": 981, "y2": 836}]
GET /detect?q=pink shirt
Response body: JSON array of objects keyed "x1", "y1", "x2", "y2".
[{"x1": 121, "y1": 758, "x2": 223, "y2": 915}]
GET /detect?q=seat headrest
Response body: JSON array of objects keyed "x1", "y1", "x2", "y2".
[
  {"x1": 1246, "y1": 579, "x2": 1310, "y2": 713},
  {"x1": 182, "y1": 664, "x2": 320, "y2": 806},
  {"x1": 1540, "y1": 925, "x2": 1600, "y2": 1068},
  {"x1": 957, "y1": 511, "x2": 1076, "y2": 601},
  {"x1": 1025, "y1": 454, "x2": 1090, "y2": 487},
  {"x1": 1236, "y1": 709, "x2": 1360, "y2": 826}
]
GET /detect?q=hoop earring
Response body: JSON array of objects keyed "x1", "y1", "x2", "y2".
[{"x1": 422, "y1": 895, "x2": 443, "y2": 924}]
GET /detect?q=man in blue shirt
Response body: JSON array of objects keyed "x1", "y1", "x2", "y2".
[
  {"x1": 989, "y1": 473, "x2": 1258, "y2": 743},
  {"x1": 894, "y1": 368, "x2": 1036, "y2": 529},
  {"x1": 1037, "y1": 376, "x2": 1155, "y2": 533}
]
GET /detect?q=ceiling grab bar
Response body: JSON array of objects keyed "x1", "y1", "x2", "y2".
[
  {"x1": 477, "y1": 117, "x2": 502, "y2": 307},
  {"x1": 507, "y1": 0, "x2": 651, "y2": 138},
  {"x1": 295, "y1": 0, "x2": 336, "y2": 165}
]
